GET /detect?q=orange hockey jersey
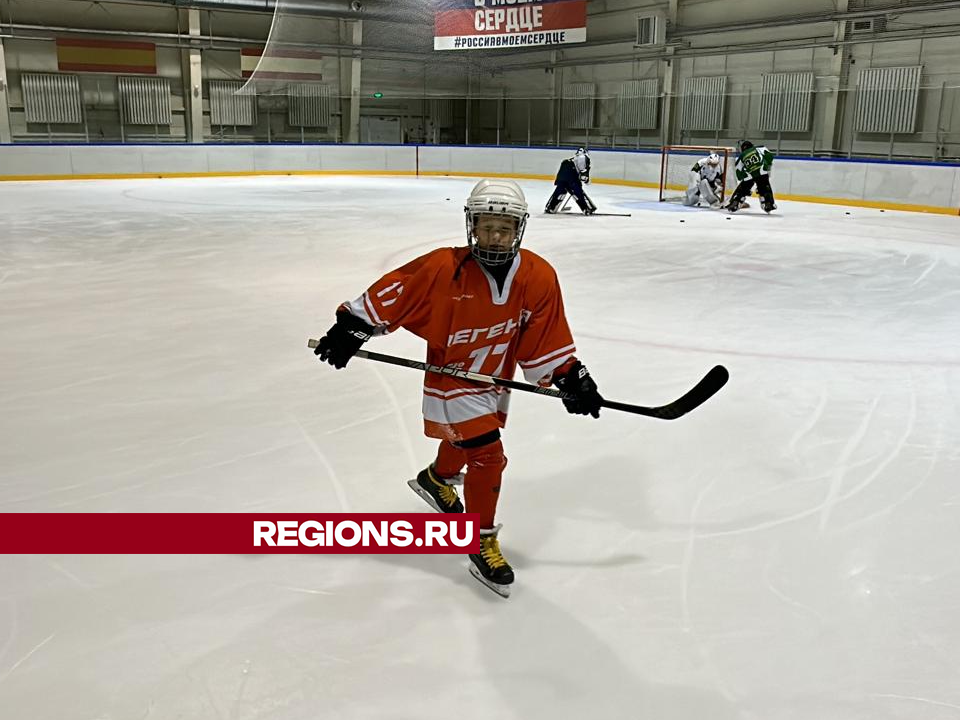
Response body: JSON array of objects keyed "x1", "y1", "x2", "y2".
[{"x1": 342, "y1": 247, "x2": 577, "y2": 442}]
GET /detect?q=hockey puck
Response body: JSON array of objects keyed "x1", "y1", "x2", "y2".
[
  {"x1": 446, "y1": 197, "x2": 450, "y2": 200},
  {"x1": 725, "y1": 217, "x2": 731, "y2": 220},
  {"x1": 680, "y1": 219, "x2": 685, "y2": 223},
  {"x1": 845, "y1": 211, "x2": 851, "y2": 215}
]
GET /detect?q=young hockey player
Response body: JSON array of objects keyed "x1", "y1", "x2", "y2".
[
  {"x1": 313, "y1": 178, "x2": 604, "y2": 597},
  {"x1": 545, "y1": 147, "x2": 597, "y2": 215},
  {"x1": 726, "y1": 140, "x2": 776, "y2": 213},
  {"x1": 683, "y1": 152, "x2": 725, "y2": 208}
]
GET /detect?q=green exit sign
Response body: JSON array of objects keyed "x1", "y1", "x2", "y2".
[{"x1": 373, "y1": 92, "x2": 383, "y2": 98}]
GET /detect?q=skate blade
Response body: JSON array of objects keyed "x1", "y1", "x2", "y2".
[
  {"x1": 468, "y1": 564, "x2": 511, "y2": 598},
  {"x1": 407, "y1": 479, "x2": 443, "y2": 513}
]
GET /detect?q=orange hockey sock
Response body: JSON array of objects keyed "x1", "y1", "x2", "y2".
[
  {"x1": 433, "y1": 440, "x2": 466, "y2": 479},
  {"x1": 461, "y1": 439, "x2": 507, "y2": 529}
]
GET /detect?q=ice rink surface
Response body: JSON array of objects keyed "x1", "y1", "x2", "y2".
[{"x1": 1, "y1": 174, "x2": 959, "y2": 720}]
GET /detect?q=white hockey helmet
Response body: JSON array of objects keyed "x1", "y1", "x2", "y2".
[
  {"x1": 576, "y1": 147, "x2": 587, "y2": 156},
  {"x1": 464, "y1": 178, "x2": 529, "y2": 266},
  {"x1": 707, "y1": 152, "x2": 721, "y2": 165}
]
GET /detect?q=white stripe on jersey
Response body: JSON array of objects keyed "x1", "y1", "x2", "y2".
[
  {"x1": 376, "y1": 281, "x2": 402, "y2": 298},
  {"x1": 520, "y1": 343, "x2": 576, "y2": 370},
  {"x1": 521, "y1": 351, "x2": 575, "y2": 385},
  {"x1": 363, "y1": 292, "x2": 385, "y2": 325},
  {"x1": 424, "y1": 385, "x2": 498, "y2": 399},
  {"x1": 477, "y1": 254, "x2": 521, "y2": 306},
  {"x1": 343, "y1": 292, "x2": 385, "y2": 328},
  {"x1": 422, "y1": 387, "x2": 510, "y2": 425},
  {"x1": 343, "y1": 295, "x2": 377, "y2": 327}
]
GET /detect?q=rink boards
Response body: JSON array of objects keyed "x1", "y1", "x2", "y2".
[{"x1": 0, "y1": 143, "x2": 958, "y2": 215}]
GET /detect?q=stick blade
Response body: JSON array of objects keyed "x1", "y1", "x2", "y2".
[{"x1": 652, "y1": 365, "x2": 729, "y2": 419}]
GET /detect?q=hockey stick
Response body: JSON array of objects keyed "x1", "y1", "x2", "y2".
[
  {"x1": 556, "y1": 211, "x2": 633, "y2": 217},
  {"x1": 308, "y1": 341, "x2": 728, "y2": 420},
  {"x1": 560, "y1": 194, "x2": 572, "y2": 212}
]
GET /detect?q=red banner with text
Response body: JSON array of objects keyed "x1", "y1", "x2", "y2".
[
  {"x1": 0, "y1": 514, "x2": 480, "y2": 554},
  {"x1": 434, "y1": 0, "x2": 587, "y2": 51}
]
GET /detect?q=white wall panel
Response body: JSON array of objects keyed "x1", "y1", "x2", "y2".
[
  {"x1": 589, "y1": 151, "x2": 628, "y2": 182},
  {"x1": 206, "y1": 146, "x2": 258, "y2": 173},
  {"x1": 140, "y1": 146, "x2": 209, "y2": 175},
  {"x1": 384, "y1": 147, "x2": 418, "y2": 171},
  {"x1": 863, "y1": 164, "x2": 959, "y2": 208},
  {"x1": 0, "y1": 146, "x2": 73, "y2": 175},
  {"x1": 319, "y1": 146, "x2": 402, "y2": 171},
  {"x1": 779, "y1": 159, "x2": 868, "y2": 200},
  {"x1": 68, "y1": 146, "x2": 144, "y2": 175},
  {"x1": 506, "y1": 148, "x2": 570, "y2": 177},
  {"x1": 417, "y1": 147, "x2": 453, "y2": 173},
  {"x1": 252, "y1": 146, "x2": 321, "y2": 171},
  {"x1": 442, "y1": 147, "x2": 517, "y2": 174}
]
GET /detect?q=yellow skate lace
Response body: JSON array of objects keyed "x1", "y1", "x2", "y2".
[
  {"x1": 427, "y1": 468, "x2": 460, "y2": 507},
  {"x1": 480, "y1": 536, "x2": 507, "y2": 569}
]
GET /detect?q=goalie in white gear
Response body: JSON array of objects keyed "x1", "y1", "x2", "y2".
[{"x1": 683, "y1": 153, "x2": 724, "y2": 208}]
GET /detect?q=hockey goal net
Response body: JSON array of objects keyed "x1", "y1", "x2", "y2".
[{"x1": 659, "y1": 145, "x2": 734, "y2": 203}]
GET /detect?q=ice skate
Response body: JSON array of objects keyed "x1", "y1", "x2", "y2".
[
  {"x1": 407, "y1": 465, "x2": 464, "y2": 513},
  {"x1": 468, "y1": 525, "x2": 514, "y2": 598},
  {"x1": 763, "y1": 201, "x2": 777, "y2": 214}
]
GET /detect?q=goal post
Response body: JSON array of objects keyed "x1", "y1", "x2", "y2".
[{"x1": 659, "y1": 145, "x2": 735, "y2": 204}]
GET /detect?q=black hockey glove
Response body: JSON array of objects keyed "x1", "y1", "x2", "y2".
[
  {"x1": 580, "y1": 173, "x2": 590, "y2": 184},
  {"x1": 314, "y1": 310, "x2": 374, "y2": 369},
  {"x1": 554, "y1": 361, "x2": 603, "y2": 419}
]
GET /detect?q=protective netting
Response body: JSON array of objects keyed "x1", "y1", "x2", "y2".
[
  {"x1": 232, "y1": 1, "x2": 589, "y2": 143},
  {"x1": 237, "y1": 0, "x2": 339, "y2": 97},
  {"x1": 237, "y1": 0, "x2": 511, "y2": 98}
]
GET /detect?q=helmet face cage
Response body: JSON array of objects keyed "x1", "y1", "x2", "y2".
[
  {"x1": 708, "y1": 153, "x2": 720, "y2": 165},
  {"x1": 464, "y1": 179, "x2": 529, "y2": 266},
  {"x1": 466, "y1": 211, "x2": 527, "y2": 266}
]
